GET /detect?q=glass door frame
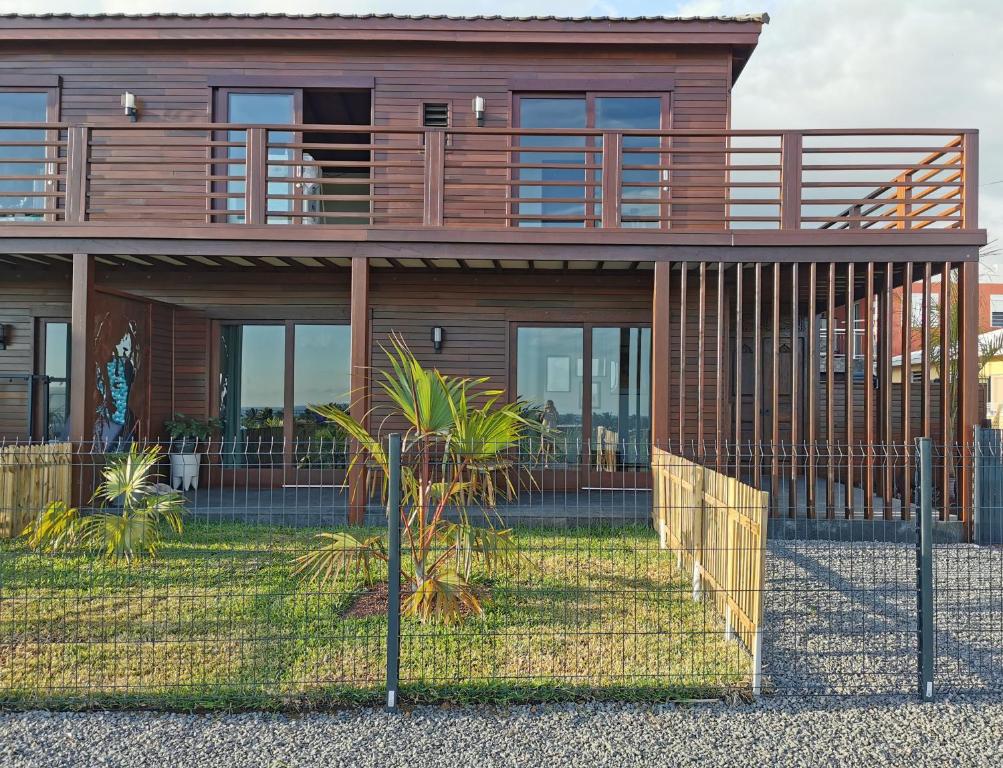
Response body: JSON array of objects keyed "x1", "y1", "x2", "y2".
[
  {"x1": 509, "y1": 319, "x2": 652, "y2": 483},
  {"x1": 210, "y1": 318, "x2": 351, "y2": 480},
  {"x1": 212, "y1": 87, "x2": 303, "y2": 224},
  {"x1": 510, "y1": 92, "x2": 672, "y2": 229},
  {"x1": 33, "y1": 316, "x2": 70, "y2": 441}
]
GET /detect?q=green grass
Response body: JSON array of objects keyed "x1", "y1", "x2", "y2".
[{"x1": 0, "y1": 522, "x2": 749, "y2": 711}]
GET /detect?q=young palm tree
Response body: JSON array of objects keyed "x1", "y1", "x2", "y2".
[
  {"x1": 292, "y1": 336, "x2": 534, "y2": 624},
  {"x1": 22, "y1": 444, "x2": 185, "y2": 561}
]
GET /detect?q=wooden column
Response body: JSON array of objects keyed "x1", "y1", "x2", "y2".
[
  {"x1": 69, "y1": 253, "x2": 95, "y2": 444},
  {"x1": 957, "y1": 260, "x2": 979, "y2": 536},
  {"x1": 348, "y1": 256, "x2": 371, "y2": 525},
  {"x1": 651, "y1": 261, "x2": 672, "y2": 451}
]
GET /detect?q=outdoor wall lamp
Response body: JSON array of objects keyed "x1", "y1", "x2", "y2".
[
  {"x1": 121, "y1": 91, "x2": 138, "y2": 122},
  {"x1": 0, "y1": 324, "x2": 9, "y2": 350},
  {"x1": 431, "y1": 326, "x2": 445, "y2": 353},
  {"x1": 472, "y1": 95, "x2": 485, "y2": 127}
]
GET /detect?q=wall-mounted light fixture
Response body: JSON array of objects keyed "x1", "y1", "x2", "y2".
[
  {"x1": 431, "y1": 326, "x2": 445, "y2": 353},
  {"x1": 472, "y1": 96, "x2": 485, "y2": 127},
  {"x1": 121, "y1": 91, "x2": 138, "y2": 122},
  {"x1": 0, "y1": 324, "x2": 9, "y2": 350}
]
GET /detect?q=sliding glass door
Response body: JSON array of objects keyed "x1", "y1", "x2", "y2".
[
  {"x1": 219, "y1": 322, "x2": 350, "y2": 467},
  {"x1": 514, "y1": 324, "x2": 651, "y2": 470},
  {"x1": 515, "y1": 94, "x2": 667, "y2": 228}
]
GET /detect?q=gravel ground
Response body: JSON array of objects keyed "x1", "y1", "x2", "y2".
[
  {"x1": 764, "y1": 539, "x2": 1003, "y2": 695},
  {"x1": 2, "y1": 697, "x2": 1002, "y2": 768}
]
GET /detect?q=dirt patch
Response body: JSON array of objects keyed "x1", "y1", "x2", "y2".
[
  {"x1": 342, "y1": 581, "x2": 492, "y2": 620},
  {"x1": 342, "y1": 582, "x2": 396, "y2": 619}
]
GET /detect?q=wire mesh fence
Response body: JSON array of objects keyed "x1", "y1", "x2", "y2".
[{"x1": 0, "y1": 435, "x2": 1000, "y2": 709}]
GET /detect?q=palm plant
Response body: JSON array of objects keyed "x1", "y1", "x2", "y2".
[
  {"x1": 292, "y1": 335, "x2": 534, "y2": 624},
  {"x1": 21, "y1": 444, "x2": 185, "y2": 561}
]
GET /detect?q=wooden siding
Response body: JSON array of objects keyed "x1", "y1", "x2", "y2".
[
  {"x1": 0, "y1": 275, "x2": 71, "y2": 440},
  {"x1": 0, "y1": 41, "x2": 731, "y2": 131}
]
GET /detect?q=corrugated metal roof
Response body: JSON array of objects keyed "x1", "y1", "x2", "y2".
[{"x1": 0, "y1": 12, "x2": 768, "y2": 23}]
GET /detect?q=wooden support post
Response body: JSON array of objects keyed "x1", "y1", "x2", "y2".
[
  {"x1": 678, "y1": 262, "x2": 688, "y2": 451},
  {"x1": 882, "y1": 262, "x2": 894, "y2": 516},
  {"x1": 69, "y1": 253, "x2": 95, "y2": 509},
  {"x1": 961, "y1": 131, "x2": 979, "y2": 230},
  {"x1": 780, "y1": 131, "x2": 803, "y2": 231},
  {"x1": 651, "y1": 262, "x2": 671, "y2": 451},
  {"x1": 789, "y1": 263, "x2": 799, "y2": 518},
  {"x1": 65, "y1": 126, "x2": 89, "y2": 224},
  {"x1": 244, "y1": 127, "x2": 267, "y2": 226},
  {"x1": 957, "y1": 260, "x2": 979, "y2": 537},
  {"x1": 69, "y1": 253, "x2": 94, "y2": 444},
  {"x1": 753, "y1": 263, "x2": 762, "y2": 488},
  {"x1": 807, "y1": 262, "x2": 817, "y2": 517},
  {"x1": 600, "y1": 132, "x2": 622, "y2": 229},
  {"x1": 826, "y1": 262, "x2": 836, "y2": 517},
  {"x1": 864, "y1": 263, "x2": 875, "y2": 519},
  {"x1": 941, "y1": 262, "x2": 952, "y2": 520},
  {"x1": 348, "y1": 256, "x2": 370, "y2": 525},
  {"x1": 423, "y1": 130, "x2": 445, "y2": 227},
  {"x1": 697, "y1": 262, "x2": 707, "y2": 449},
  {"x1": 901, "y1": 262, "x2": 914, "y2": 519},
  {"x1": 845, "y1": 263, "x2": 856, "y2": 519},
  {"x1": 733, "y1": 264, "x2": 744, "y2": 480}
]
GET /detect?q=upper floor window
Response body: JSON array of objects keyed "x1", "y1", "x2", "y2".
[
  {"x1": 514, "y1": 94, "x2": 666, "y2": 228},
  {"x1": 991, "y1": 295, "x2": 1003, "y2": 328},
  {"x1": 0, "y1": 90, "x2": 53, "y2": 221}
]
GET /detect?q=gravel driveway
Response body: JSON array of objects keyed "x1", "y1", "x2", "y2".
[
  {"x1": 2, "y1": 697, "x2": 1001, "y2": 768},
  {"x1": 764, "y1": 539, "x2": 1003, "y2": 695}
]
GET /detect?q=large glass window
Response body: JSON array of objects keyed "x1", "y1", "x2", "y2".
[
  {"x1": 41, "y1": 321, "x2": 70, "y2": 440},
  {"x1": 293, "y1": 324, "x2": 352, "y2": 464},
  {"x1": 516, "y1": 94, "x2": 664, "y2": 228},
  {"x1": 595, "y1": 97, "x2": 662, "y2": 228},
  {"x1": 516, "y1": 98, "x2": 588, "y2": 228},
  {"x1": 591, "y1": 327, "x2": 651, "y2": 467},
  {"x1": 225, "y1": 92, "x2": 296, "y2": 223},
  {"x1": 516, "y1": 327, "x2": 584, "y2": 462},
  {"x1": 516, "y1": 324, "x2": 651, "y2": 469},
  {"x1": 219, "y1": 322, "x2": 351, "y2": 466},
  {"x1": 0, "y1": 91, "x2": 50, "y2": 221}
]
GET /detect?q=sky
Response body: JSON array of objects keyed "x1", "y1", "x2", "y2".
[{"x1": 2, "y1": 0, "x2": 1000, "y2": 269}]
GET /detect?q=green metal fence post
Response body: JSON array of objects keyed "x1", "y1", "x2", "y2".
[
  {"x1": 917, "y1": 436, "x2": 935, "y2": 702},
  {"x1": 386, "y1": 433, "x2": 402, "y2": 713}
]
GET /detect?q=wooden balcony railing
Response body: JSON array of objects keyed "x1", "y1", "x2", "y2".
[{"x1": 0, "y1": 123, "x2": 979, "y2": 234}]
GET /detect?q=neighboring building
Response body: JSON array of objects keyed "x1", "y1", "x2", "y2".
[{"x1": 0, "y1": 13, "x2": 986, "y2": 525}]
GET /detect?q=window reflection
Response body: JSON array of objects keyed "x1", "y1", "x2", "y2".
[
  {"x1": 595, "y1": 98, "x2": 662, "y2": 228},
  {"x1": 517, "y1": 98, "x2": 587, "y2": 227},
  {"x1": 591, "y1": 327, "x2": 651, "y2": 468},
  {"x1": 43, "y1": 322, "x2": 70, "y2": 441},
  {"x1": 0, "y1": 92, "x2": 49, "y2": 221},
  {"x1": 226, "y1": 93, "x2": 296, "y2": 224},
  {"x1": 516, "y1": 326, "x2": 584, "y2": 463}
]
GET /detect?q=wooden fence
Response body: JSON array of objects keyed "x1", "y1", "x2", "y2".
[
  {"x1": 651, "y1": 446, "x2": 769, "y2": 694},
  {"x1": 0, "y1": 443, "x2": 73, "y2": 539}
]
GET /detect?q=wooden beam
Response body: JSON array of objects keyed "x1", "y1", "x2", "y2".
[
  {"x1": 941, "y1": 261, "x2": 951, "y2": 520},
  {"x1": 651, "y1": 262, "x2": 671, "y2": 450},
  {"x1": 807, "y1": 261, "x2": 817, "y2": 517},
  {"x1": 734, "y1": 263, "x2": 744, "y2": 480},
  {"x1": 69, "y1": 253, "x2": 94, "y2": 443},
  {"x1": 348, "y1": 256, "x2": 370, "y2": 525},
  {"x1": 957, "y1": 259, "x2": 979, "y2": 536},
  {"x1": 678, "y1": 262, "x2": 688, "y2": 450},
  {"x1": 901, "y1": 262, "x2": 913, "y2": 518}
]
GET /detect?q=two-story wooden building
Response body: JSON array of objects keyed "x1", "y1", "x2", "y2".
[{"x1": 0, "y1": 13, "x2": 986, "y2": 529}]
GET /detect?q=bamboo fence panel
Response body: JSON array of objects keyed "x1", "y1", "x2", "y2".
[
  {"x1": 652, "y1": 446, "x2": 769, "y2": 693},
  {"x1": 0, "y1": 443, "x2": 73, "y2": 539}
]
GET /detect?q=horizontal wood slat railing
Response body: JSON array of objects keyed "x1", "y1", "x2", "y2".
[
  {"x1": 652, "y1": 446, "x2": 768, "y2": 693},
  {"x1": 0, "y1": 123, "x2": 978, "y2": 233}
]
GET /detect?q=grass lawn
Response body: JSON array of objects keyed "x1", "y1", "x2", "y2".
[{"x1": 0, "y1": 522, "x2": 749, "y2": 711}]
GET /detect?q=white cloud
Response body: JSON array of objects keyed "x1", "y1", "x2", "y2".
[
  {"x1": 3, "y1": 0, "x2": 999, "y2": 267},
  {"x1": 678, "y1": 0, "x2": 1003, "y2": 270}
]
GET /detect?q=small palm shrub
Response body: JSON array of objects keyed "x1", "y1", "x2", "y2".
[
  {"x1": 293, "y1": 336, "x2": 535, "y2": 625},
  {"x1": 21, "y1": 445, "x2": 185, "y2": 561}
]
